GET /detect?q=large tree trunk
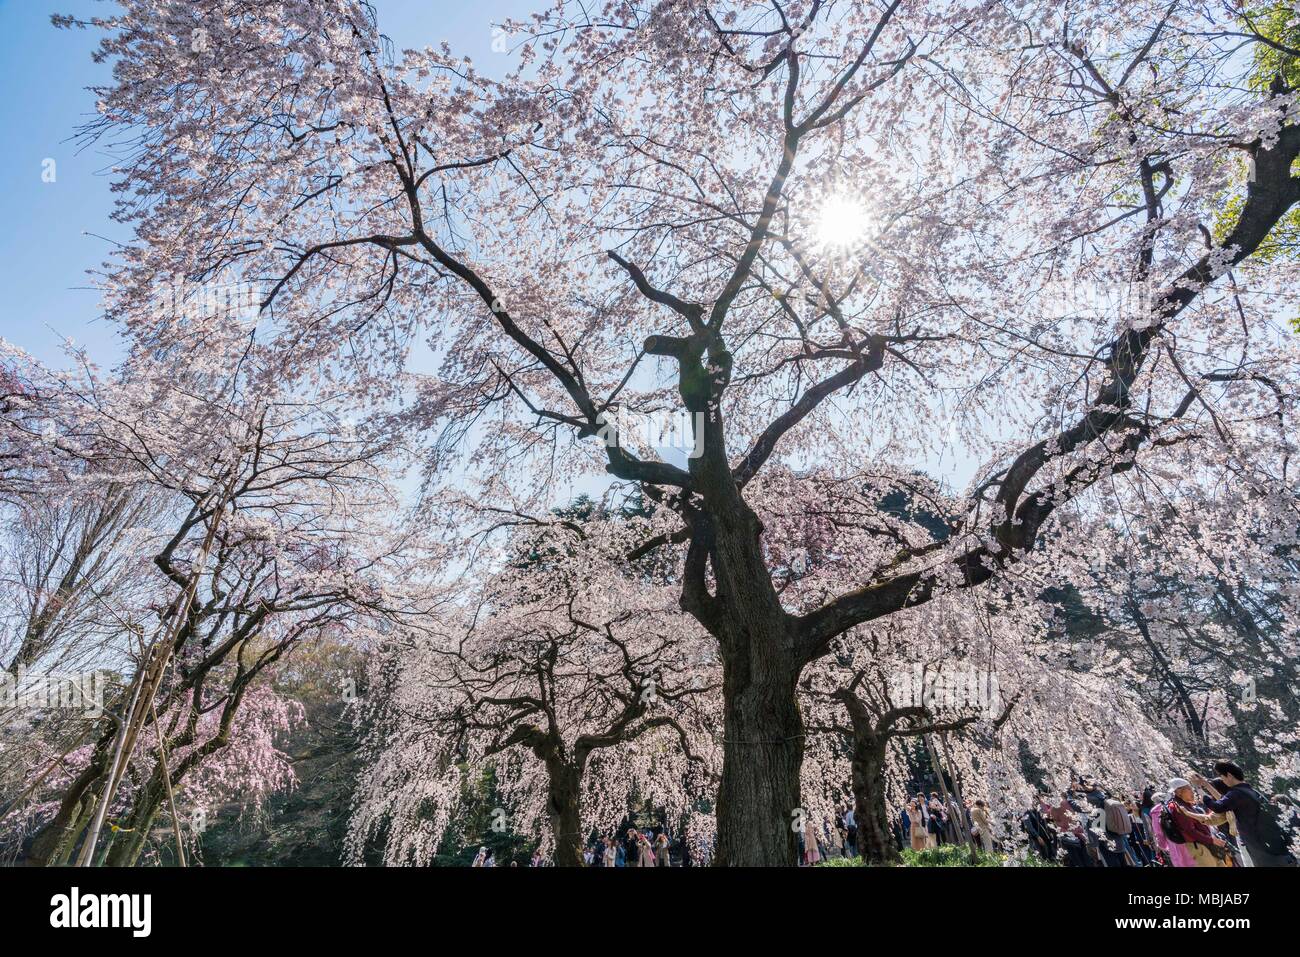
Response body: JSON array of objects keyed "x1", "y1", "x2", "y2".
[
  {"x1": 547, "y1": 763, "x2": 585, "y2": 867},
  {"x1": 682, "y1": 378, "x2": 810, "y2": 866},
  {"x1": 29, "y1": 796, "x2": 96, "y2": 867},
  {"x1": 694, "y1": 478, "x2": 804, "y2": 867},
  {"x1": 27, "y1": 728, "x2": 114, "y2": 866},
  {"x1": 713, "y1": 617, "x2": 803, "y2": 867},
  {"x1": 851, "y1": 740, "x2": 898, "y2": 865}
]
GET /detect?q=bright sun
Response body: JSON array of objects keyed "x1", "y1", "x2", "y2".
[{"x1": 813, "y1": 193, "x2": 870, "y2": 250}]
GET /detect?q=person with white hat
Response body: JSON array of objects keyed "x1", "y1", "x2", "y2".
[
  {"x1": 1163, "y1": 778, "x2": 1231, "y2": 867},
  {"x1": 1149, "y1": 792, "x2": 1192, "y2": 867}
]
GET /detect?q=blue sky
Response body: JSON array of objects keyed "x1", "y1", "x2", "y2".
[{"x1": 0, "y1": 0, "x2": 540, "y2": 367}]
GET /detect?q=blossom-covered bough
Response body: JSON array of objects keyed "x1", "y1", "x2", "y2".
[
  {"x1": 65, "y1": 0, "x2": 1300, "y2": 864},
  {"x1": 349, "y1": 515, "x2": 721, "y2": 866},
  {"x1": 1064, "y1": 508, "x2": 1300, "y2": 795}
]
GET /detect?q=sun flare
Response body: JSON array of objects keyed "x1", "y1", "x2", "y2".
[{"x1": 813, "y1": 193, "x2": 870, "y2": 250}]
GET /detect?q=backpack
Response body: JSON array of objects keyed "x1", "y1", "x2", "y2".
[
  {"x1": 1160, "y1": 802, "x2": 1187, "y2": 845},
  {"x1": 1236, "y1": 785, "x2": 1294, "y2": 858}
]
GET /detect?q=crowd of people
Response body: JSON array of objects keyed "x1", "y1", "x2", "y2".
[
  {"x1": 584, "y1": 829, "x2": 676, "y2": 867},
  {"x1": 471, "y1": 759, "x2": 1298, "y2": 867},
  {"x1": 892, "y1": 793, "x2": 997, "y2": 855},
  {"x1": 472, "y1": 827, "x2": 686, "y2": 867},
  {"x1": 1017, "y1": 760, "x2": 1299, "y2": 868}
]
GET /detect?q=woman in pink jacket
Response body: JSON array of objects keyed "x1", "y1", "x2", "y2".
[{"x1": 1149, "y1": 792, "x2": 1195, "y2": 867}]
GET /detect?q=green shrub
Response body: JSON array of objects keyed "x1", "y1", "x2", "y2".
[{"x1": 901, "y1": 845, "x2": 1001, "y2": 867}]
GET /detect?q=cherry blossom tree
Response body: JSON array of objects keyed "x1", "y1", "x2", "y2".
[
  {"x1": 66, "y1": 0, "x2": 1300, "y2": 864},
  {"x1": 349, "y1": 515, "x2": 720, "y2": 866},
  {"x1": 802, "y1": 645, "x2": 1016, "y2": 863},
  {"x1": 3, "y1": 681, "x2": 305, "y2": 866},
  {"x1": 799, "y1": 583, "x2": 1185, "y2": 864},
  {"x1": 1, "y1": 337, "x2": 402, "y2": 866}
]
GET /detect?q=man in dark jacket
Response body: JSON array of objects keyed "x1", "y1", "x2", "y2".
[
  {"x1": 1190, "y1": 761, "x2": 1297, "y2": 867},
  {"x1": 1021, "y1": 805, "x2": 1057, "y2": 861}
]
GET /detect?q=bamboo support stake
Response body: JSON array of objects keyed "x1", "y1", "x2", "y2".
[
  {"x1": 78, "y1": 478, "x2": 231, "y2": 867},
  {"x1": 150, "y1": 693, "x2": 186, "y2": 867}
]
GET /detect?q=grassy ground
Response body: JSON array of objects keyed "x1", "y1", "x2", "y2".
[{"x1": 819, "y1": 845, "x2": 1060, "y2": 867}]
